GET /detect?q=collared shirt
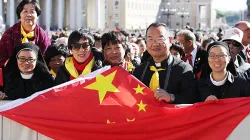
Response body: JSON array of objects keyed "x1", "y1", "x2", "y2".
[{"x1": 185, "y1": 45, "x2": 197, "y2": 66}]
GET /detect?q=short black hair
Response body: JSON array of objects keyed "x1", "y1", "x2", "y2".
[
  {"x1": 44, "y1": 43, "x2": 69, "y2": 66},
  {"x1": 170, "y1": 43, "x2": 185, "y2": 58},
  {"x1": 135, "y1": 38, "x2": 145, "y2": 45},
  {"x1": 101, "y1": 31, "x2": 127, "y2": 50},
  {"x1": 195, "y1": 32, "x2": 203, "y2": 42},
  {"x1": 16, "y1": 0, "x2": 41, "y2": 19},
  {"x1": 93, "y1": 33, "x2": 102, "y2": 41},
  {"x1": 125, "y1": 45, "x2": 132, "y2": 58},
  {"x1": 68, "y1": 30, "x2": 94, "y2": 50},
  {"x1": 201, "y1": 38, "x2": 214, "y2": 49},
  {"x1": 120, "y1": 29, "x2": 129, "y2": 37},
  {"x1": 146, "y1": 22, "x2": 170, "y2": 37}
]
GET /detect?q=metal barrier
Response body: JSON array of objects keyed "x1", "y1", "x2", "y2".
[{"x1": 0, "y1": 101, "x2": 52, "y2": 140}]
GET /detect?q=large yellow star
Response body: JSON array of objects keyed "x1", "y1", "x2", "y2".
[
  {"x1": 137, "y1": 100, "x2": 147, "y2": 112},
  {"x1": 84, "y1": 70, "x2": 120, "y2": 104},
  {"x1": 133, "y1": 84, "x2": 145, "y2": 94}
]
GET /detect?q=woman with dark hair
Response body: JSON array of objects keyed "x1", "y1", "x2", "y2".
[
  {"x1": 93, "y1": 33, "x2": 102, "y2": 52},
  {"x1": 0, "y1": 43, "x2": 54, "y2": 100},
  {"x1": 0, "y1": 0, "x2": 51, "y2": 67},
  {"x1": 101, "y1": 31, "x2": 133, "y2": 71},
  {"x1": 201, "y1": 38, "x2": 215, "y2": 50},
  {"x1": 135, "y1": 38, "x2": 146, "y2": 58},
  {"x1": 170, "y1": 43, "x2": 185, "y2": 59},
  {"x1": 55, "y1": 30, "x2": 103, "y2": 85},
  {"x1": 198, "y1": 41, "x2": 250, "y2": 101},
  {"x1": 44, "y1": 43, "x2": 69, "y2": 77}
]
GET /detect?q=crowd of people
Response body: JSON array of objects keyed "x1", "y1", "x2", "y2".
[{"x1": 0, "y1": 0, "x2": 250, "y2": 104}]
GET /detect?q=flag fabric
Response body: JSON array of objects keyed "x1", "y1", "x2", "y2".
[
  {"x1": 0, "y1": 66, "x2": 249, "y2": 140},
  {"x1": 0, "y1": 68, "x2": 3, "y2": 86}
]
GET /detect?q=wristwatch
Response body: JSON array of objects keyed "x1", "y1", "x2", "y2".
[{"x1": 169, "y1": 94, "x2": 175, "y2": 103}]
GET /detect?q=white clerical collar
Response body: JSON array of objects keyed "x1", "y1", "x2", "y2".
[
  {"x1": 20, "y1": 72, "x2": 34, "y2": 79},
  {"x1": 210, "y1": 72, "x2": 228, "y2": 86},
  {"x1": 155, "y1": 63, "x2": 161, "y2": 67}
]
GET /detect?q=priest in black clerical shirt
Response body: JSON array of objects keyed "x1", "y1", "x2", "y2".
[{"x1": 133, "y1": 23, "x2": 197, "y2": 104}]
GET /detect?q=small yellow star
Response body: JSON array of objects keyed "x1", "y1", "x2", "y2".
[
  {"x1": 127, "y1": 118, "x2": 135, "y2": 122},
  {"x1": 107, "y1": 119, "x2": 115, "y2": 124},
  {"x1": 84, "y1": 70, "x2": 120, "y2": 104},
  {"x1": 137, "y1": 100, "x2": 147, "y2": 112},
  {"x1": 133, "y1": 84, "x2": 145, "y2": 94}
]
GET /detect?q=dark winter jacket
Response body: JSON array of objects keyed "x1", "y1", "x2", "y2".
[{"x1": 133, "y1": 55, "x2": 197, "y2": 104}]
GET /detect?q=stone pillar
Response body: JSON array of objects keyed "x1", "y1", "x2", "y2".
[
  {"x1": 6, "y1": 0, "x2": 15, "y2": 27},
  {"x1": 75, "y1": 0, "x2": 82, "y2": 29},
  {"x1": 45, "y1": 0, "x2": 52, "y2": 31},
  {"x1": 82, "y1": 0, "x2": 87, "y2": 28},
  {"x1": 0, "y1": 0, "x2": 3, "y2": 19},
  {"x1": 57, "y1": 0, "x2": 64, "y2": 29},
  {"x1": 36, "y1": 0, "x2": 39, "y2": 25},
  {"x1": 64, "y1": 0, "x2": 70, "y2": 29},
  {"x1": 69, "y1": 0, "x2": 76, "y2": 30},
  {"x1": 95, "y1": 0, "x2": 100, "y2": 28}
]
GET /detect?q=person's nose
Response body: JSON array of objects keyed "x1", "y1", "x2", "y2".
[{"x1": 112, "y1": 48, "x2": 117, "y2": 54}]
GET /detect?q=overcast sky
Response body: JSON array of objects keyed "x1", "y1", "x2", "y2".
[{"x1": 214, "y1": 0, "x2": 247, "y2": 11}]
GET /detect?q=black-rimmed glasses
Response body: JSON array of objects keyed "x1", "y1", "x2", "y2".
[{"x1": 17, "y1": 57, "x2": 37, "y2": 63}]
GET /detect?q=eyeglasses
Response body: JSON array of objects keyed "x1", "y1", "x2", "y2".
[
  {"x1": 224, "y1": 40, "x2": 242, "y2": 47},
  {"x1": 72, "y1": 42, "x2": 90, "y2": 51},
  {"x1": 146, "y1": 37, "x2": 167, "y2": 44},
  {"x1": 208, "y1": 54, "x2": 228, "y2": 60},
  {"x1": 17, "y1": 57, "x2": 37, "y2": 63}
]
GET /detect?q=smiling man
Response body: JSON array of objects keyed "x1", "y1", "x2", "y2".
[{"x1": 133, "y1": 22, "x2": 197, "y2": 104}]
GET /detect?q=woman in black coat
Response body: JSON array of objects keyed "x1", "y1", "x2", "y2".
[
  {"x1": 0, "y1": 43, "x2": 54, "y2": 100},
  {"x1": 198, "y1": 41, "x2": 250, "y2": 101},
  {"x1": 55, "y1": 30, "x2": 103, "y2": 86}
]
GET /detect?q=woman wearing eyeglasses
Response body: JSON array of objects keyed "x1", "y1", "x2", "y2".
[
  {"x1": 0, "y1": 43, "x2": 54, "y2": 100},
  {"x1": 198, "y1": 41, "x2": 250, "y2": 102},
  {"x1": 54, "y1": 30, "x2": 103, "y2": 85}
]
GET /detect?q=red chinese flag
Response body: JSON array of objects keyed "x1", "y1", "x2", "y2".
[
  {"x1": 0, "y1": 68, "x2": 3, "y2": 86},
  {"x1": 0, "y1": 66, "x2": 249, "y2": 139}
]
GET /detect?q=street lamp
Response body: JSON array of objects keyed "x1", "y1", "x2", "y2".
[
  {"x1": 160, "y1": 2, "x2": 176, "y2": 28},
  {"x1": 177, "y1": 8, "x2": 189, "y2": 29}
]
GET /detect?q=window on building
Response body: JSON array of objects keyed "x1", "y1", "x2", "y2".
[
  {"x1": 186, "y1": 23, "x2": 190, "y2": 25},
  {"x1": 115, "y1": 13, "x2": 119, "y2": 18},
  {"x1": 114, "y1": 0, "x2": 119, "y2": 10}
]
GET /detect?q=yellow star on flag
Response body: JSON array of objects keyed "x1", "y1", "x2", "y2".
[
  {"x1": 107, "y1": 119, "x2": 115, "y2": 124},
  {"x1": 137, "y1": 100, "x2": 147, "y2": 112},
  {"x1": 133, "y1": 84, "x2": 145, "y2": 94},
  {"x1": 127, "y1": 118, "x2": 135, "y2": 122},
  {"x1": 84, "y1": 70, "x2": 120, "y2": 104}
]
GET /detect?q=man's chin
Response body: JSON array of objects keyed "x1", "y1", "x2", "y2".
[{"x1": 150, "y1": 53, "x2": 166, "y2": 57}]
